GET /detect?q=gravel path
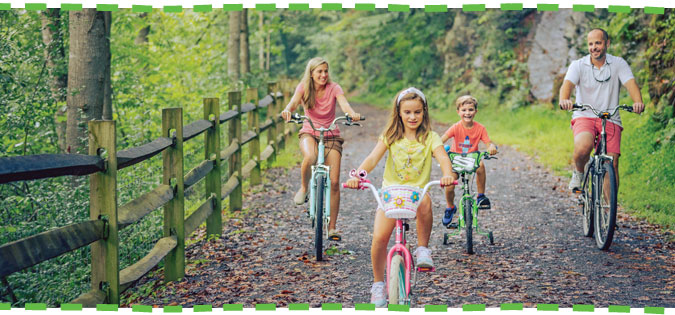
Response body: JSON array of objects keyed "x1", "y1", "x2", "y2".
[{"x1": 123, "y1": 104, "x2": 675, "y2": 308}]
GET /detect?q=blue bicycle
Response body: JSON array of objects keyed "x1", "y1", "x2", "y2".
[{"x1": 287, "y1": 113, "x2": 363, "y2": 260}]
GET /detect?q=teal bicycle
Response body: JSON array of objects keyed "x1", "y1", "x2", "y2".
[
  {"x1": 287, "y1": 113, "x2": 363, "y2": 261},
  {"x1": 442, "y1": 149, "x2": 496, "y2": 254}
]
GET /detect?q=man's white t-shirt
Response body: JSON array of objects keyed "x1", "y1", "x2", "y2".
[{"x1": 563, "y1": 54, "x2": 635, "y2": 127}]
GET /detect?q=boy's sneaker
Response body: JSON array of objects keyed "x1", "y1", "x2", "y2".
[
  {"x1": 414, "y1": 246, "x2": 434, "y2": 268},
  {"x1": 477, "y1": 194, "x2": 491, "y2": 210},
  {"x1": 442, "y1": 206, "x2": 457, "y2": 228},
  {"x1": 370, "y1": 282, "x2": 387, "y2": 307},
  {"x1": 568, "y1": 170, "x2": 583, "y2": 191}
]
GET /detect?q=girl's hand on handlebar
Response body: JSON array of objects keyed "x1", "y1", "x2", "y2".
[
  {"x1": 345, "y1": 176, "x2": 361, "y2": 189},
  {"x1": 348, "y1": 112, "x2": 361, "y2": 122},
  {"x1": 440, "y1": 175, "x2": 455, "y2": 187}
]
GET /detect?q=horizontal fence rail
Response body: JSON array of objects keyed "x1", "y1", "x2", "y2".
[{"x1": 0, "y1": 81, "x2": 299, "y2": 307}]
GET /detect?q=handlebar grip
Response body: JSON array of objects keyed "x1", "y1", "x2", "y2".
[
  {"x1": 360, "y1": 116, "x2": 366, "y2": 121},
  {"x1": 572, "y1": 103, "x2": 583, "y2": 110}
]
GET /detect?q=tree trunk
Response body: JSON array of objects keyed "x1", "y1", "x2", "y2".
[
  {"x1": 228, "y1": 11, "x2": 241, "y2": 82},
  {"x1": 240, "y1": 9, "x2": 250, "y2": 75},
  {"x1": 65, "y1": 9, "x2": 109, "y2": 154},
  {"x1": 258, "y1": 11, "x2": 265, "y2": 72},
  {"x1": 40, "y1": 9, "x2": 68, "y2": 153}
]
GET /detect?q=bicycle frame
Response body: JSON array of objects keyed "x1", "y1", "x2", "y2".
[
  {"x1": 308, "y1": 133, "x2": 331, "y2": 225},
  {"x1": 446, "y1": 152, "x2": 492, "y2": 239}
]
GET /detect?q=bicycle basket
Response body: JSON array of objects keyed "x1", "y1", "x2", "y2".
[
  {"x1": 451, "y1": 155, "x2": 477, "y2": 173},
  {"x1": 381, "y1": 185, "x2": 424, "y2": 219}
]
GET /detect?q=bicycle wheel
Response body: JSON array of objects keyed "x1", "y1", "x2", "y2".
[
  {"x1": 388, "y1": 254, "x2": 407, "y2": 305},
  {"x1": 594, "y1": 161, "x2": 617, "y2": 250},
  {"x1": 581, "y1": 162, "x2": 594, "y2": 237},
  {"x1": 314, "y1": 174, "x2": 325, "y2": 261},
  {"x1": 464, "y1": 198, "x2": 474, "y2": 254}
]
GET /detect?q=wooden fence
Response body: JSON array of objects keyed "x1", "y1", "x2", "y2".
[{"x1": 0, "y1": 82, "x2": 296, "y2": 306}]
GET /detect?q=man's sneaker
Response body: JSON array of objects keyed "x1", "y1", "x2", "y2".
[
  {"x1": 568, "y1": 170, "x2": 583, "y2": 191},
  {"x1": 442, "y1": 206, "x2": 457, "y2": 227},
  {"x1": 370, "y1": 282, "x2": 387, "y2": 307},
  {"x1": 477, "y1": 194, "x2": 491, "y2": 210},
  {"x1": 414, "y1": 246, "x2": 434, "y2": 268}
]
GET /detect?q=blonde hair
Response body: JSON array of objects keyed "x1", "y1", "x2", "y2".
[
  {"x1": 299, "y1": 57, "x2": 331, "y2": 109},
  {"x1": 382, "y1": 88, "x2": 430, "y2": 146},
  {"x1": 455, "y1": 95, "x2": 478, "y2": 110}
]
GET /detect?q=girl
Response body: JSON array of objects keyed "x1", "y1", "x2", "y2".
[
  {"x1": 281, "y1": 57, "x2": 361, "y2": 241},
  {"x1": 345, "y1": 87, "x2": 454, "y2": 307}
]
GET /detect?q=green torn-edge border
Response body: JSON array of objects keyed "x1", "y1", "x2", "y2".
[
  {"x1": 0, "y1": 1, "x2": 669, "y2": 311},
  {"x1": 0, "y1": 3, "x2": 665, "y2": 14},
  {"x1": 0, "y1": 304, "x2": 668, "y2": 312}
]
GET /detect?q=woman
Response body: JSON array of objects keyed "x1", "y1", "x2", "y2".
[{"x1": 281, "y1": 57, "x2": 361, "y2": 241}]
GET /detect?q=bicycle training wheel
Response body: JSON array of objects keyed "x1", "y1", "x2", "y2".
[
  {"x1": 464, "y1": 198, "x2": 474, "y2": 254},
  {"x1": 594, "y1": 161, "x2": 617, "y2": 250},
  {"x1": 388, "y1": 254, "x2": 407, "y2": 305},
  {"x1": 581, "y1": 162, "x2": 594, "y2": 237},
  {"x1": 314, "y1": 174, "x2": 325, "y2": 261}
]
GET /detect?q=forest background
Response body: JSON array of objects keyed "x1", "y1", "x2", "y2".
[{"x1": 0, "y1": 7, "x2": 673, "y2": 306}]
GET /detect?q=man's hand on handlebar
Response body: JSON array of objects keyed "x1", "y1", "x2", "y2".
[
  {"x1": 559, "y1": 99, "x2": 575, "y2": 111},
  {"x1": 632, "y1": 102, "x2": 645, "y2": 114}
]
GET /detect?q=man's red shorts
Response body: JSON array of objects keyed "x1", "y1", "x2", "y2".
[{"x1": 571, "y1": 117, "x2": 623, "y2": 155}]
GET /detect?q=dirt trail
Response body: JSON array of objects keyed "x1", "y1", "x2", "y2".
[{"x1": 123, "y1": 104, "x2": 675, "y2": 308}]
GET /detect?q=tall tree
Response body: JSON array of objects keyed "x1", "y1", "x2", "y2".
[
  {"x1": 228, "y1": 11, "x2": 241, "y2": 82},
  {"x1": 240, "y1": 9, "x2": 250, "y2": 75},
  {"x1": 65, "y1": 9, "x2": 111, "y2": 154},
  {"x1": 258, "y1": 11, "x2": 265, "y2": 72},
  {"x1": 40, "y1": 9, "x2": 68, "y2": 152}
]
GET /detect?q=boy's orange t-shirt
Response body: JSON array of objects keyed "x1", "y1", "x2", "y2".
[{"x1": 443, "y1": 121, "x2": 491, "y2": 153}]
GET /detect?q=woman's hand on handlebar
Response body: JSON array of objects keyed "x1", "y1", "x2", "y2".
[
  {"x1": 348, "y1": 112, "x2": 362, "y2": 122},
  {"x1": 281, "y1": 109, "x2": 292, "y2": 122}
]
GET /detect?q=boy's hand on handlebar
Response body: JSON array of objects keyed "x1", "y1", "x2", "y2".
[
  {"x1": 632, "y1": 102, "x2": 645, "y2": 114},
  {"x1": 559, "y1": 99, "x2": 574, "y2": 111},
  {"x1": 487, "y1": 144, "x2": 498, "y2": 155}
]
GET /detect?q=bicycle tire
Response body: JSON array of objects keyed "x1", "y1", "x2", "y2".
[
  {"x1": 581, "y1": 161, "x2": 594, "y2": 237},
  {"x1": 464, "y1": 198, "x2": 474, "y2": 254},
  {"x1": 388, "y1": 254, "x2": 407, "y2": 305},
  {"x1": 594, "y1": 161, "x2": 617, "y2": 250},
  {"x1": 314, "y1": 174, "x2": 325, "y2": 261}
]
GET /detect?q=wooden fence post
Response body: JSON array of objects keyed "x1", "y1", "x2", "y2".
[
  {"x1": 88, "y1": 120, "x2": 119, "y2": 304},
  {"x1": 162, "y1": 108, "x2": 184, "y2": 282},
  {"x1": 246, "y1": 88, "x2": 261, "y2": 185},
  {"x1": 267, "y1": 82, "x2": 278, "y2": 163},
  {"x1": 204, "y1": 98, "x2": 222, "y2": 237},
  {"x1": 228, "y1": 91, "x2": 243, "y2": 212}
]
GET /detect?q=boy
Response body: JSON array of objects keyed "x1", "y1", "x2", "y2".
[{"x1": 441, "y1": 95, "x2": 497, "y2": 228}]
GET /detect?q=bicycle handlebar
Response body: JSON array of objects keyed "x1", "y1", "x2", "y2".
[
  {"x1": 567, "y1": 103, "x2": 634, "y2": 117},
  {"x1": 342, "y1": 178, "x2": 456, "y2": 211},
  {"x1": 286, "y1": 113, "x2": 365, "y2": 130}
]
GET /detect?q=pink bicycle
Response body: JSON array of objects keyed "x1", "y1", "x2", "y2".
[{"x1": 344, "y1": 172, "x2": 451, "y2": 306}]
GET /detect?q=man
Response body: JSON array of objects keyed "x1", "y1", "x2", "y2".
[{"x1": 559, "y1": 28, "x2": 645, "y2": 191}]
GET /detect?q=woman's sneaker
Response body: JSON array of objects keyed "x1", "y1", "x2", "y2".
[
  {"x1": 294, "y1": 189, "x2": 308, "y2": 205},
  {"x1": 370, "y1": 282, "x2": 387, "y2": 307},
  {"x1": 414, "y1": 246, "x2": 433, "y2": 268}
]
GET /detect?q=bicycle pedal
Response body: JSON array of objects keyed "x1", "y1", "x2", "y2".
[
  {"x1": 573, "y1": 188, "x2": 583, "y2": 194},
  {"x1": 478, "y1": 204, "x2": 490, "y2": 210},
  {"x1": 416, "y1": 266, "x2": 435, "y2": 272},
  {"x1": 445, "y1": 223, "x2": 458, "y2": 229}
]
